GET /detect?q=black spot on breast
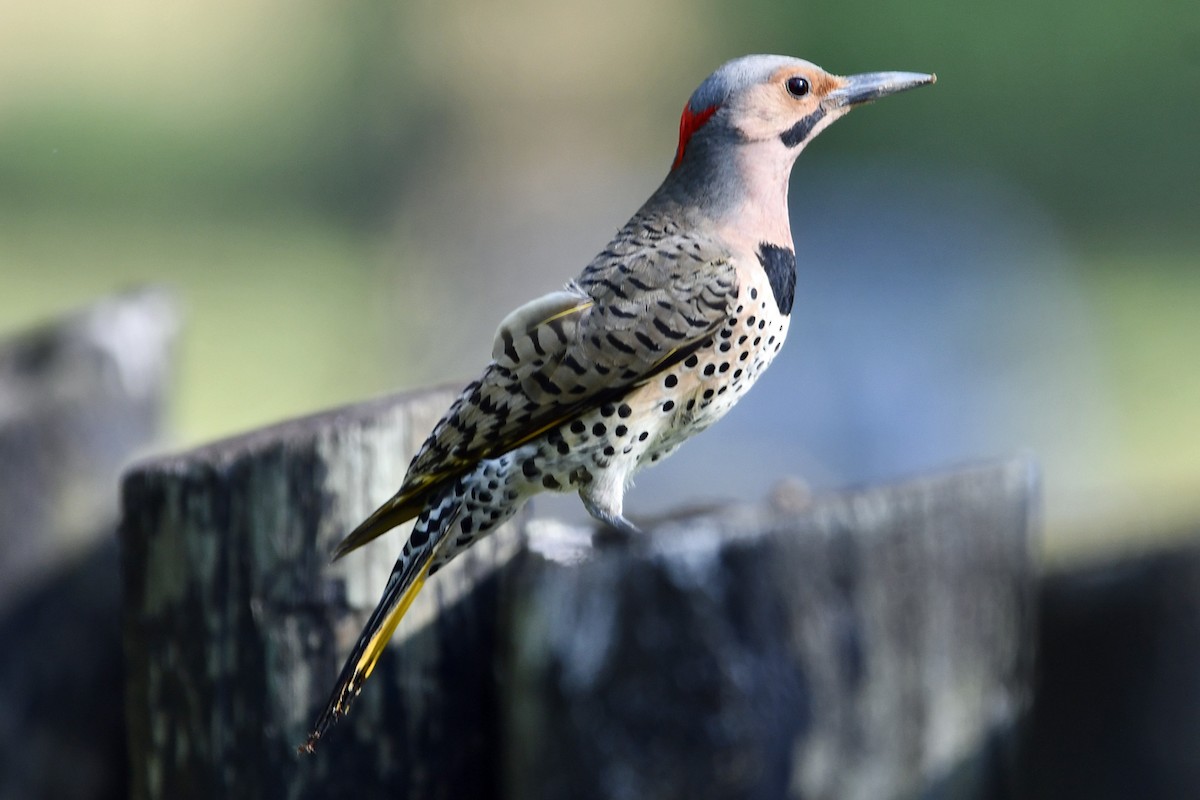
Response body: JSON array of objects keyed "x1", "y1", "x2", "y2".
[{"x1": 757, "y1": 243, "x2": 796, "y2": 315}]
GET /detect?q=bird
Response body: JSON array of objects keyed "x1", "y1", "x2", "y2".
[{"x1": 301, "y1": 54, "x2": 934, "y2": 753}]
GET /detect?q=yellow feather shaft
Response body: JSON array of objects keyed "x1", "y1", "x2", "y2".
[
  {"x1": 537, "y1": 301, "x2": 593, "y2": 326},
  {"x1": 352, "y1": 556, "x2": 433, "y2": 685}
]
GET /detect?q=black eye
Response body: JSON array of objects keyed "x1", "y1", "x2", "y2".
[{"x1": 785, "y1": 76, "x2": 810, "y2": 98}]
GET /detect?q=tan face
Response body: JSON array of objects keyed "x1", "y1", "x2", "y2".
[{"x1": 730, "y1": 64, "x2": 848, "y2": 144}]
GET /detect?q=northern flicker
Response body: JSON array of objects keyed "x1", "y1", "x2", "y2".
[{"x1": 302, "y1": 54, "x2": 934, "y2": 752}]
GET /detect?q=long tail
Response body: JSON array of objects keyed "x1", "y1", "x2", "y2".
[{"x1": 299, "y1": 497, "x2": 460, "y2": 754}]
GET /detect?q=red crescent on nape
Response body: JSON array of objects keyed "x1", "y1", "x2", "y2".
[{"x1": 671, "y1": 103, "x2": 719, "y2": 170}]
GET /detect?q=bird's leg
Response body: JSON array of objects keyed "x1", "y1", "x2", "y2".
[
  {"x1": 584, "y1": 502, "x2": 642, "y2": 540},
  {"x1": 580, "y1": 486, "x2": 641, "y2": 542}
]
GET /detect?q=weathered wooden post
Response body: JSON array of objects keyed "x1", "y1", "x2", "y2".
[
  {"x1": 121, "y1": 381, "x2": 1036, "y2": 799},
  {"x1": 0, "y1": 287, "x2": 178, "y2": 800},
  {"x1": 120, "y1": 386, "x2": 528, "y2": 799},
  {"x1": 0, "y1": 287, "x2": 177, "y2": 610},
  {"x1": 504, "y1": 461, "x2": 1036, "y2": 800},
  {"x1": 1026, "y1": 541, "x2": 1200, "y2": 797}
]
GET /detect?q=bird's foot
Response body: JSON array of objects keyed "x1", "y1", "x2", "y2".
[
  {"x1": 581, "y1": 497, "x2": 641, "y2": 546},
  {"x1": 594, "y1": 514, "x2": 642, "y2": 547}
]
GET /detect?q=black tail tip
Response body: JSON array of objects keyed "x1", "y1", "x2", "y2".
[{"x1": 299, "y1": 701, "x2": 350, "y2": 755}]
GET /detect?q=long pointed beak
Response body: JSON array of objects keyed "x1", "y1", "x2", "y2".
[{"x1": 826, "y1": 71, "x2": 936, "y2": 108}]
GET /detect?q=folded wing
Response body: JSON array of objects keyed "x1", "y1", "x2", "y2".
[{"x1": 331, "y1": 233, "x2": 738, "y2": 559}]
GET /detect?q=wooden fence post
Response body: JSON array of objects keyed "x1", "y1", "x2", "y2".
[
  {"x1": 121, "y1": 382, "x2": 1035, "y2": 799},
  {"x1": 121, "y1": 387, "x2": 525, "y2": 799},
  {"x1": 504, "y1": 460, "x2": 1036, "y2": 800},
  {"x1": 0, "y1": 287, "x2": 177, "y2": 800}
]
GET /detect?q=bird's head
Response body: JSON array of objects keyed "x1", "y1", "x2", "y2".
[{"x1": 671, "y1": 55, "x2": 935, "y2": 176}]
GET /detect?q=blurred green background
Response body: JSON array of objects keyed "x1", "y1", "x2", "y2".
[{"x1": 2, "y1": 0, "x2": 1197, "y2": 561}]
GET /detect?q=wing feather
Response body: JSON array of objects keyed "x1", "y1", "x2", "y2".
[{"x1": 331, "y1": 230, "x2": 738, "y2": 559}]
